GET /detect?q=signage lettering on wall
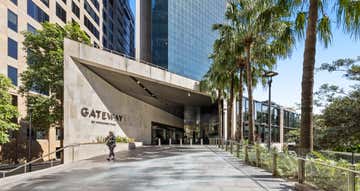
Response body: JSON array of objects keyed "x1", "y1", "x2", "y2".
[{"x1": 80, "y1": 107, "x2": 123, "y2": 122}]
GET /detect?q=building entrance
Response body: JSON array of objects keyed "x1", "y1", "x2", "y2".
[{"x1": 151, "y1": 122, "x2": 184, "y2": 145}]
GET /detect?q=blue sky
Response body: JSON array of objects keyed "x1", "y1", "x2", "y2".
[
  {"x1": 128, "y1": 1, "x2": 359, "y2": 113},
  {"x1": 253, "y1": 29, "x2": 360, "y2": 113}
]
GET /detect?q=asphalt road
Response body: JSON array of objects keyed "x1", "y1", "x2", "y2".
[{"x1": 1, "y1": 146, "x2": 295, "y2": 191}]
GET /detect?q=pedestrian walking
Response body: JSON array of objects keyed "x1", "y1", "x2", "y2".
[{"x1": 105, "y1": 131, "x2": 116, "y2": 161}]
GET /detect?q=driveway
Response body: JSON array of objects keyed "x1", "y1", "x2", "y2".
[{"x1": 1, "y1": 146, "x2": 295, "y2": 191}]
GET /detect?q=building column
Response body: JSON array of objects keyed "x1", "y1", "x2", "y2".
[
  {"x1": 279, "y1": 107, "x2": 284, "y2": 148},
  {"x1": 223, "y1": 100, "x2": 228, "y2": 140},
  {"x1": 135, "y1": 0, "x2": 152, "y2": 62}
]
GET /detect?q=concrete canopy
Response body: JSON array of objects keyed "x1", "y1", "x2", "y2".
[
  {"x1": 85, "y1": 64, "x2": 213, "y2": 117},
  {"x1": 65, "y1": 39, "x2": 213, "y2": 118}
]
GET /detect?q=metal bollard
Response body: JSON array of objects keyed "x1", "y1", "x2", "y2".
[
  {"x1": 236, "y1": 143, "x2": 240, "y2": 158},
  {"x1": 190, "y1": 138, "x2": 192, "y2": 146},
  {"x1": 169, "y1": 138, "x2": 172, "y2": 146},
  {"x1": 230, "y1": 142, "x2": 233, "y2": 154},
  {"x1": 201, "y1": 138, "x2": 203, "y2": 145},
  {"x1": 256, "y1": 145, "x2": 260, "y2": 167},
  {"x1": 2, "y1": 172, "x2": 5, "y2": 178},
  {"x1": 72, "y1": 147, "x2": 75, "y2": 162},
  {"x1": 180, "y1": 138, "x2": 182, "y2": 146},
  {"x1": 24, "y1": 164, "x2": 27, "y2": 173},
  {"x1": 272, "y1": 152, "x2": 278, "y2": 176},
  {"x1": 349, "y1": 165, "x2": 356, "y2": 191},
  {"x1": 245, "y1": 145, "x2": 249, "y2": 163},
  {"x1": 51, "y1": 159, "x2": 54, "y2": 167},
  {"x1": 158, "y1": 138, "x2": 161, "y2": 146},
  {"x1": 298, "y1": 159, "x2": 305, "y2": 184},
  {"x1": 225, "y1": 141, "x2": 228, "y2": 151}
]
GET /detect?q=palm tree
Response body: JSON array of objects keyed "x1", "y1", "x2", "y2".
[
  {"x1": 292, "y1": 0, "x2": 360, "y2": 154},
  {"x1": 225, "y1": 0, "x2": 295, "y2": 144},
  {"x1": 211, "y1": 24, "x2": 238, "y2": 140},
  {"x1": 200, "y1": 63, "x2": 228, "y2": 139}
]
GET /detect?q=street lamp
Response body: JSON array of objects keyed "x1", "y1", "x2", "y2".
[
  {"x1": 27, "y1": 104, "x2": 33, "y2": 172},
  {"x1": 263, "y1": 71, "x2": 278, "y2": 151}
]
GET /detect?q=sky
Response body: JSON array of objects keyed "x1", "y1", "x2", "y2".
[
  {"x1": 252, "y1": 28, "x2": 360, "y2": 113},
  {"x1": 128, "y1": 1, "x2": 359, "y2": 113}
]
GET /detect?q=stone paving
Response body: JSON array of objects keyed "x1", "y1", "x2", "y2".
[{"x1": 1, "y1": 146, "x2": 295, "y2": 191}]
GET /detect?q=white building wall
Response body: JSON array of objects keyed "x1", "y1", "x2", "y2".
[{"x1": 64, "y1": 60, "x2": 183, "y2": 146}]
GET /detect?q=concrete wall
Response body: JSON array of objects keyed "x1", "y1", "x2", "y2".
[{"x1": 64, "y1": 39, "x2": 184, "y2": 147}]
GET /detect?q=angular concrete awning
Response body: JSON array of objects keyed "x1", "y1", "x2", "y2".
[{"x1": 64, "y1": 39, "x2": 213, "y2": 117}]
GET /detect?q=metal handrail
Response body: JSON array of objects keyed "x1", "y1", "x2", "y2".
[
  {"x1": 210, "y1": 137, "x2": 360, "y2": 175},
  {"x1": 96, "y1": 45, "x2": 169, "y2": 72},
  {"x1": 297, "y1": 157, "x2": 360, "y2": 175},
  {"x1": 0, "y1": 144, "x2": 80, "y2": 178}
]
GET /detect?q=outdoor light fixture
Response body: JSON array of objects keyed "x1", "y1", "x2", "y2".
[
  {"x1": 188, "y1": 92, "x2": 191, "y2": 97},
  {"x1": 263, "y1": 70, "x2": 278, "y2": 151},
  {"x1": 263, "y1": 71, "x2": 278, "y2": 78}
]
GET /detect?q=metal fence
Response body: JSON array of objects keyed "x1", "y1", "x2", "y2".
[
  {"x1": 0, "y1": 144, "x2": 80, "y2": 179},
  {"x1": 209, "y1": 138, "x2": 360, "y2": 191}
]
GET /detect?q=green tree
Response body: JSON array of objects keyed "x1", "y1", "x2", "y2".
[
  {"x1": 314, "y1": 57, "x2": 360, "y2": 150},
  {"x1": 0, "y1": 74, "x2": 19, "y2": 144},
  {"x1": 223, "y1": 0, "x2": 295, "y2": 144},
  {"x1": 292, "y1": 0, "x2": 360, "y2": 154},
  {"x1": 321, "y1": 89, "x2": 360, "y2": 149},
  {"x1": 20, "y1": 22, "x2": 90, "y2": 143}
]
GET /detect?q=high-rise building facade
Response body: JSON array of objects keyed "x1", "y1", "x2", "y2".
[
  {"x1": 0, "y1": 0, "x2": 134, "y2": 162},
  {"x1": 144, "y1": 0, "x2": 226, "y2": 81}
]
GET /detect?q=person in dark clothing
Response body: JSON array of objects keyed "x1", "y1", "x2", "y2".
[{"x1": 105, "y1": 131, "x2": 116, "y2": 161}]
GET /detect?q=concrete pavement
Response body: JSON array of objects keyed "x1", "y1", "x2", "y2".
[{"x1": 1, "y1": 146, "x2": 295, "y2": 191}]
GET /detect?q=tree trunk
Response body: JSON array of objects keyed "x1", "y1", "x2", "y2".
[
  {"x1": 217, "y1": 89, "x2": 223, "y2": 139},
  {"x1": 300, "y1": 0, "x2": 318, "y2": 155},
  {"x1": 238, "y1": 67, "x2": 244, "y2": 142},
  {"x1": 228, "y1": 73, "x2": 235, "y2": 140},
  {"x1": 246, "y1": 46, "x2": 255, "y2": 144}
]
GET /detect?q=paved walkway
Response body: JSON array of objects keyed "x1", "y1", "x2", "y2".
[{"x1": 1, "y1": 146, "x2": 295, "y2": 191}]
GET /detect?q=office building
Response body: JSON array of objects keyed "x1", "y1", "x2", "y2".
[
  {"x1": 136, "y1": 0, "x2": 227, "y2": 81},
  {"x1": 0, "y1": 0, "x2": 134, "y2": 162}
]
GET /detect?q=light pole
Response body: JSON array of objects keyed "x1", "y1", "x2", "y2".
[
  {"x1": 27, "y1": 105, "x2": 33, "y2": 172},
  {"x1": 263, "y1": 71, "x2": 278, "y2": 151}
]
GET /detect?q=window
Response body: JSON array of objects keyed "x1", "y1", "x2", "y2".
[
  {"x1": 36, "y1": 130, "x2": 47, "y2": 139},
  {"x1": 62, "y1": 0, "x2": 67, "y2": 4},
  {"x1": 8, "y1": 38, "x2": 18, "y2": 59},
  {"x1": 11, "y1": 95, "x2": 18, "y2": 106},
  {"x1": 56, "y1": 3, "x2": 67, "y2": 23},
  {"x1": 84, "y1": 0, "x2": 99, "y2": 25},
  {"x1": 102, "y1": 24, "x2": 107, "y2": 35},
  {"x1": 40, "y1": 0, "x2": 49, "y2": 7},
  {"x1": 8, "y1": 10, "x2": 18, "y2": 32},
  {"x1": 11, "y1": 0, "x2": 17, "y2": 5},
  {"x1": 84, "y1": 16, "x2": 99, "y2": 39},
  {"x1": 7, "y1": 65, "x2": 18, "y2": 86},
  {"x1": 27, "y1": 0, "x2": 49, "y2": 23},
  {"x1": 11, "y1": 95, "x2": 18, "y2": 122},
  {"x1": 72, "y1": 1, "x2": 80, "y2": 18},
  {"x1": 27, "y1": 23, "x2": 37, "y2": 33},
  {"x1": 103, "y1": 37, "x2": 107, "y2": 48},
  {"x1": 90, "y1": 0, "x2": 99, "y2": 10}
]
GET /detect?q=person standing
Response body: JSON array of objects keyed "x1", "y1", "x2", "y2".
[{"x1": 105, "y1": 131, "x2": 116, "y2": 161}]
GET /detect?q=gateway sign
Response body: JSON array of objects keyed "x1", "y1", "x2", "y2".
[{"x1": 80, "y1": 107, "x2": 124, "y2": 125}]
